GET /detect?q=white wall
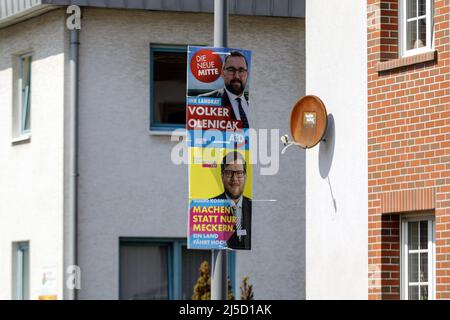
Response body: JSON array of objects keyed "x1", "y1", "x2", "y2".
[
  {"x1": 77, "y1": 8, "x2": 306, "y2": 300},
  {"x1": 0, "y1": 10, "x2": 66, "y2": 299},
  {"x1": 305, "y1": 1, "x2": 368, "y2": 299}
]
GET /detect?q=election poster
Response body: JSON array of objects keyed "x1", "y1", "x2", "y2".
[{"x1": 187, "y1": 46, "x2": 252, "y2": 250}]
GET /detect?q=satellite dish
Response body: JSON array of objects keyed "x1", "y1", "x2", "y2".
[{"x1": 290, "y1": 95, "x2": 328, "y2": 149}]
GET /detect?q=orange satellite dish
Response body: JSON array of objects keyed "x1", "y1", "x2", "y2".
[{"x1": 290, "y1": 95, "x2": 328, "y2": 149}]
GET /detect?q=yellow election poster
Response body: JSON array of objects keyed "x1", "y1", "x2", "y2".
[{"x1": 187, "y1": 46, "x2": 252, "y2": 250}]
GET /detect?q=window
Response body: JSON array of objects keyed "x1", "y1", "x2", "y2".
[
  {"x1": 13, "y1": 54, "x2": 32, "y2": 138},
  {"x1": 400, "y1": 0, "x2": 433, "y2": 56},
  {"x1": 119, "y1": 239, "x2": 236, "y2": 300},
  {"x1": 150, "y1": 45, "x2": 187, "y2": 131},
  {"x1": 401, "y1": 216, "x2": 435, "y2": 300},
  {"x1": 12, "y1": 242, "x2": 30, "y2": 300}
]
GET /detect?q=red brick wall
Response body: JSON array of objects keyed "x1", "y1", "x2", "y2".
[
  {"x1": 380, "y1": 0, "x2": 399, "y2": 60},
  {"x1": 380, "y1": 214, "x2": 401, "y2": 299},
  {"x1": 367, "y1": 0, "x2": 450, "y2": 300}
]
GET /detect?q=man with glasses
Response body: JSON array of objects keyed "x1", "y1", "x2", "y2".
[
  {"x1": 200, "y1": 51, "x2": 251, "y2": 129},
  {"x1": 211, "y1": 151, "x2": 252, "y2": 250}
]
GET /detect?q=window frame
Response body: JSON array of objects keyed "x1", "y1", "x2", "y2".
[
  {"x1": 400, "y1": 214, "x2": 435, "y2": 300},
  {"x1": 119, "y1": 238, "x2": 236, "y2": 300},
  {"x1": 149, "y1": 44, "x2": 187, "y2": 133},
  {"x1": 399, "y1": 0, "x2": 434, "y2": 57},
  {"x1": 12, "y1": 241, "x2": 30, "y2": 300},
  {"x1": 19, "y1": 53, "x2": 32, "y2": 135}
]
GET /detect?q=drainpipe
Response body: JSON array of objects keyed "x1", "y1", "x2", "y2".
[{"x1": 67, "y1": 28, "x2": 79, "y2": 300}]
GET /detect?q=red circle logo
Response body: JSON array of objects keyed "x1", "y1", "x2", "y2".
[{"x1": 190, "y1": 49, "x2": 223, "y2": 83}]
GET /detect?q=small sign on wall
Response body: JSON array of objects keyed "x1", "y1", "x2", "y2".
[{"x1": 38, "y1": 266, "x2": 57, "y2": 300}]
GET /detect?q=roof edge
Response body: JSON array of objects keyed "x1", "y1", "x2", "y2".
[
  {"x1": 42, "y1": 0, "x2": 305, "y2": 18},
  {"x1": 0, "y1": 4, "x2": 59, "y2": 30},
  {"x1": 0, "y1": 0, "x2": 304, "y2": 30}
]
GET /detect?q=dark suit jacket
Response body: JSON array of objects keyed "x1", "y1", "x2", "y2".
[
  {"x1": 199, "y1": 89, "x2": 249, "y2": 124},
  {"x1": 212, "y1": 193, "x2": 252, "y2": 250}
]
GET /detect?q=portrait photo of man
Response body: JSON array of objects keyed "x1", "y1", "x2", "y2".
[
  {"x1": 212, "y1": 151, "x2": 251, "y2": 250},
  {"x1": 200, "y1": 51, "x2": 251, "y2": 128}
]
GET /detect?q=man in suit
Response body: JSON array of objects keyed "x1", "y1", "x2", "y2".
[
  {"x1": 200, "y1": 51, "x2": 250, "y2": 128},
  {"x1": 212, "y1": 151, "x2": 251, "y2": 250}
]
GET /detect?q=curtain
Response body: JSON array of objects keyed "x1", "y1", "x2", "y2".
[{"x1": 120, "y1": 245, "x2": 168, "y2": 300}]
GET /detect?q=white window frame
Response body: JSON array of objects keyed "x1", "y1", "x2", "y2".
[
  {"x1": 399, "y1": 0, "x2": 434, "y2": 57},
  {"x1": 401, "y1": 215, "x2": 435, "y2": 300},
  {"x1": 12, "y1": 52, "x2": 32, "y2": 142}
]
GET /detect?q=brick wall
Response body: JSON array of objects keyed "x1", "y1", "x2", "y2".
[
  {"x1": 380, "y1": 214, "x2": 401, "y2": 299},
  {"x1": 379, "y1": 0, "x2": 399, "y2": 60},
  {"x1": 368, "y1": 0, "x2": 450, "y2": 299}
]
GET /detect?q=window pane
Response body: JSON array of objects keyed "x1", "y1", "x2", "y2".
[
  {"x1": 418, "y1": 0, "x2": 426, "y2": 16},
  {"x1": 21, "y1": 245, "x2": 29, "y2": 300},
  {"x1": 181, "y1": 247, "x2": 211, "y2": 300},
  {"x1": 420, "y1": 252, "x2": 428, "y2": 282},
  {"x1": 408, "y1": 221, "x2": 419, "y2": 250},
  {"x1": 120, "y1": 245, "x2": 168, "y2": 300},
  {"x1": 21, "y1": 56, "x2": 31, "y2": 132},
  {"x1": 407, "y1": 20, "x2": 418, "y2": 50},
  {"x1": 407, "y1": 0, "x2": 417, "y2": 19},
  {"x1": 409, "y1": 285, "x2": 419, "y2": 300},
  {"x1": 420, "y1": 285, "x2": 428, "y2": 300},
  {"x1": 417, "y1": 18, "x2": 427, "y2": 48},
  {"x1": 409, "y1": 253, "x2": 419, "y2": 283},
  {"x1": 22, "y1": 56, "x2": 31, "y2": 88},
  {"x1": 13, "y1": 242, "x2": 29, "y2": 300},
  {"x1": 153, "y1": 49, "x2": 187, "y2": 126},
  {"x1": 420, "y1": 220, "x2": 428, "y2": 249}
]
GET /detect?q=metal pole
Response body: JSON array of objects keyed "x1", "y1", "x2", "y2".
[
  {"x1": 211, "y1": 249, "x2": 228, "y2": 300},
  {"x1": 67, "y1": 28, "x2": 79, "y2": 300},
  {"x1": 211, "y1": 0, "x2": 228, "y2": 301},
  {"x1": 214, "y1": 0, "x2": 228, "y2": 47}
]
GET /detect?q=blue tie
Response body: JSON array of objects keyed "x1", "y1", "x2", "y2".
[{"x1": 236, "y1": 98, "x2": 249, "y2": 129}]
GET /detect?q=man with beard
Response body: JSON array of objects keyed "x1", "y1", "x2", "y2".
[
  {"x1": 211, "y1": 151, "x2": 251, "y2": 250},
  {"x1": 200, "y1": 51, "x2": 250, "y2": 128}
]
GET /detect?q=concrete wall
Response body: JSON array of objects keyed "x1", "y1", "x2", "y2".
[
  {"x1": 0, "y1": 9, "x2": 66, "y2": 299},
  {"x1": 77, "y1": 8, "x2": 305, "y2": 299},
  {"x1": 305, "y1": 1, "x2": 368, "y2": 299}
]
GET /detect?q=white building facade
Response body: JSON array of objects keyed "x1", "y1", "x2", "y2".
[{"x1": 305, "y1": 0, "x2": 368, "y2": 299}]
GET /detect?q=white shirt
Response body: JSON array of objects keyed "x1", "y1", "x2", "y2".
[{"x1": 224, "y1": 88, "x2": 251, "y2": 127}]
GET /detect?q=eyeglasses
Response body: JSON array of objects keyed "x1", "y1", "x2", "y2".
[
  {"x1": 225, "y1": 67, "x2": 248, "y2": 76},
  {"x1": 222, "y1": 170, "x2": 246, "y2": 179}
]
